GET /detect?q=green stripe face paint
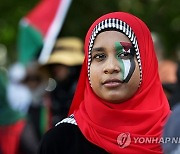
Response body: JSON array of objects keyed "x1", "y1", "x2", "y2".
[
  {"x1": 115, "y1": 42, "x2": 125, "y2": 81},
  {"x1": 115, "y1": 42, "x2": 136, "y2": 83}
]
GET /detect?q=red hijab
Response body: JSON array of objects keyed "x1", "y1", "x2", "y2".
[{"x1": 69, "y1": 12, "x2": 170, "y2": 153}]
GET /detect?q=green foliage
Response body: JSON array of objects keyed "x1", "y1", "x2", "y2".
[
  {"x1": 0, "y1": 0, "x2": 38, "y2": 63},
  {"x1": 61, "y1": 0, "x2": 180, "y2": 59},
  {"x1": 0, "y1": 0, "x2": 179, "y2": 63}
]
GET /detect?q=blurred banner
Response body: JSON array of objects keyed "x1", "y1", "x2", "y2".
[{"x1": 17, "y1": 0, "x2": 72, "y2": 65}]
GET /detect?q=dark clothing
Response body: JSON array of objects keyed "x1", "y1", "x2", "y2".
[
  {"x1": 169, "y1": 86, "x2": 180, "y2": 108},
  {"x1": 19, "y1": 120, "x2": 39, "y2": 154},
  {"x1": 50, "y1": 65, "x2": 81, "y2": 125},
  {"x1": 28, "y1": 105, "x2": 43, "y2": 141},
  {"x1": 168, "y1": 63, "x2": 180, "y2": 108},
  {"x1": 38, "y1": 123, "x2": 108, "y2": 154},
  {"x1": 50, "y1": 81, "x2": 76, "y2": 125},
  {"x1": 163, "y1": 104, "x2": 180, "y2": 154}
]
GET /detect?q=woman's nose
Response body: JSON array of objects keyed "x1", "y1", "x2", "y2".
[{"x1": 103, "y1": 57, "x2": 120, "y2": 74}]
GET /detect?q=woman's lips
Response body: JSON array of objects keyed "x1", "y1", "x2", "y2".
[{"x1": 103, "y1": 79, "x2": 123, "y2": 88}]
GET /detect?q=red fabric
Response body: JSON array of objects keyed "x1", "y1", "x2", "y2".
[
  {"x1": 0, "y1": 120, "x2": 26, "y2": 154},
  {"x1": 69, "y1": 12, "x2": 170, "y2": 153},
  {"x1": 26, "y1": 0, "x2": 62, "y2": 36}
]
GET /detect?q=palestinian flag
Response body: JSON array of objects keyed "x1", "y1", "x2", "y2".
[{"x1": 17, "y1": 0, "x2": 72, "y2": 65}]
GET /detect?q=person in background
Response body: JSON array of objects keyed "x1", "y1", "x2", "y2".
[
  {"x1": 158, "y1": 60, "x2": 178, "y2": 101},
  {"x1": 39, "y1": 12, "x2": 170, "y2": 153},
  {"x1": 15, "y1": 37, "x2": 84, "y2": 148},
  {"x1": 40, "y1": 37, "x2": 84, "y2": 127},
  {"x1": 23, "y1": 37, "x2": 84, "y2": 143},
  {"x1": 151, "y1": 32, "x2": 164, "y2": 62},
  {"x1": 23, "y1": 61, "x2": 48, "y2": 142},
  {"x1": 163, "y1": 104, "x2": 180, "y2": 154},
  {"x1": 0, "y1": 68, "x2": 38, "y2": 154},
  {"x1": 7, "y1": 63, "x2": 32, "y2": 115},
  {"x1": 152, "y1": 32, "x2": 178, "y2": 107},
  {"x1": 167, "y1": 63, "x2": 180, "y2": 108}
]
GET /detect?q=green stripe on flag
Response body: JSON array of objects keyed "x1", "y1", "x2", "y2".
[{"x1": 17, "y1": 22, "x2": 43, "y2": 65}]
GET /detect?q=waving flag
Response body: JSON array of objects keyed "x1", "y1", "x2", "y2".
[{"x1": 17, "y1": 0, "x2": 72, "y2": 65}]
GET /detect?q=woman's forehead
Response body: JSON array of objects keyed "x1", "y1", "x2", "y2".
[{"x1": 93, "y1": 31, "x2": 131, "y2": 44}]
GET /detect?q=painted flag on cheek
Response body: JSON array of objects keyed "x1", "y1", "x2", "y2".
[
  {"x1": 17, "y1": 0, "x2": 72, "y2": 65},
  {"x1": 115, "y1": 42, "x2": 135, "y2": 82}
]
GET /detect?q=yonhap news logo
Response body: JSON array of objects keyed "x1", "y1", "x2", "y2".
[
  {"x1": 117, "y1": 132, "x2": 180, "y2": 148},
  {"x1": 117, "y1": 132, "x2": 131, "y2": 148}
]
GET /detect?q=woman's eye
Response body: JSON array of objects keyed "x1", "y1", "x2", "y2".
[
  {"x1": 118, "y1": 52, "x2": 132, "y2": 59},
  {"x1": 92, "y1": 54, "x2": 106, "y2": 61}
]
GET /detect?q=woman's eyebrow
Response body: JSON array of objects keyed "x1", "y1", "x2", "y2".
[{"x1": 92, "y1": 47, "x2": 105, "y2": 52}]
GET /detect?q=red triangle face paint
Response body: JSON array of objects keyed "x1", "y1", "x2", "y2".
[{"x1": 120, "y1": 42, "x2": 132, "y2": 52}]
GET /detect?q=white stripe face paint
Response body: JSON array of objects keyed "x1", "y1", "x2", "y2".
[{"x1": 122, "y1": 59, "x2": 131, "y2": 80}]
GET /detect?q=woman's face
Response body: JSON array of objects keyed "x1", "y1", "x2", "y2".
[
  {"x1": 90, "y1": 31, "x2": 140, "y2": 103},
  {"x1": 51, "y1": 64, "x2": 70, "y2": 82}
]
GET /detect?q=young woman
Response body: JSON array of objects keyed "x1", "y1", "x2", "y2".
[{"x1": 38, "y1": 12, "x2": 170, "y2": 154}]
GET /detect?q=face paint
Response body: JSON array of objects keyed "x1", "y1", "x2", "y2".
[{"x1": 115, "y1": 42, "x2": 136, "y2": 83}]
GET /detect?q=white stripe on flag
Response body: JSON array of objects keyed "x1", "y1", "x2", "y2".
[{"x1": 38, "y1": 0, "x2": 72, "y2": 64}]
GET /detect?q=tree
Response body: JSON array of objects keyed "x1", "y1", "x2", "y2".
[{"x1": 0, "y1": 0, "x2": 179, "y2": 63}]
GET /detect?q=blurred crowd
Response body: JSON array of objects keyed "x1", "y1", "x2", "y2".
[
  {"x1": 151, "y1": 32, "x2": 180, "y2": 108},
  {"x1": 152, "y1": 32, "x2": 180, "y2": 154},
  {"x1": 0, "y1": 37, "x2": 84, "y2": 154}
]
